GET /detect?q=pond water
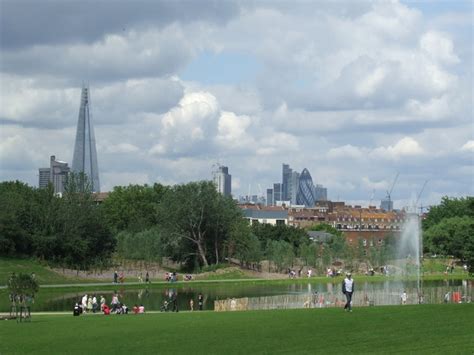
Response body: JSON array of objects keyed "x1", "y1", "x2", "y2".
[{"x1": 2, "y1": 279, "x2": 472, "y2": 312}]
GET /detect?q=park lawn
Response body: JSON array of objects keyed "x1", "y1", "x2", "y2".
[
  {"x1": 0, "y1": 257, "x2": 82, "y2": 286},
  {"x1": 1, "y1": 304, "x2": 472, "y2": 354}
]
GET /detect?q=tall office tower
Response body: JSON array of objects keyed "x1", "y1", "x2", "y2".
[
  {"x1": 289, "y1": 171, "x2": 300, "y2": 204},
  {"x1": 38, "y1": 155, "x2": 70, "y2": 194},
  {"x1": 296, "y1": 168, "x2": 316, "y2": 207},
  {"x1": 266, "y1": 188, "x2": 274, "y2": 206},
  {"x1": 213, "y1": 165, "x2": 232, "y2": 197},
  {"x1": 282, "y1": 163, "x2": 292, "y2": 201},
  {"x1": 273, "y1": 183, "x2": 282, "y2": 203},
  {"x1": 72, "y1": 86, "x2": 100, "y2": 192},
  {"x1": 314, "y1": 184, "x2": 327, "y2": 201},
  {"x1": 39, "y1": 168, "x2": 50, "y2": 189}
]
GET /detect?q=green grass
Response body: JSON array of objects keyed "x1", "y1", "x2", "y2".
[
  {"x1": 1, "y1": 304, "x2": 472, "y2": 354},
  {"x1": 0, "y1": 257, "x2": 86, "y2": 286}
]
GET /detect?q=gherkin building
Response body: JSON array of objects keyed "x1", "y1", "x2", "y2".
[{"x1": 296, "y1": 168, "x2": 315, "y2": 207}]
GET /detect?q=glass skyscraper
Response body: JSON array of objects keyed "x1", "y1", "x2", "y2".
[
  {"x1": 296, "y1": 168, "x2": 316, "y2": 207},
  {"x1": 282, "y1": 163, "x2": 292, "y2": 201},
  {"x1": 72, "y1": 86, "x2": 100, "y2": 192}
]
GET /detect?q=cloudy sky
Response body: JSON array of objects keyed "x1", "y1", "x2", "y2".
[{"x1": 1, "y1": 0, "x2": 472, "y2": 209}]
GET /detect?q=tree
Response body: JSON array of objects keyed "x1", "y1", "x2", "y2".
[
  {"x1": 308, "y1": 223, "x2": 343, "y2": 236},
  {"x1": 422, "y1": 196, "x2": 474, "y2": 230},
  {"x1": 424, "y1": 216, "x2": 474, "y2": 272},
  {"x1": 267, "y1": 240, "x2": 294, "y2": 272},
  {"x1": 49, "y1": 173, "x2": 116, "y2": 270},
  {"x1": 159, "y1": 181, "x2": 242, "y2": 268},
  {"x1": 101, "y1": 183, "x2": 167, "y2": 233},
  {"x1": 299, "y1": 243, "x2": 319, "y2": 267},
  {"x1": 228, "y1": 220, "x2": 262, "y2": 269},
  {"x1": 7, "y1": 272, "x2": 39, "y2": 320}
]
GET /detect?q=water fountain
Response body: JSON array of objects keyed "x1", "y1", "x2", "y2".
[{"x1": 397, "y1": 212, "x2": 423, "y2": 302}]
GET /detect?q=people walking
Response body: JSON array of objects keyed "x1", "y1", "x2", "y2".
[{"x1": 342, "y1": 272, "x2": 354, "y2": 312}]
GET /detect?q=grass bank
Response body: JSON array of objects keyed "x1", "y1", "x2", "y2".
[{"x1": 1, "y1": 304, "x2": 472, "y2": 354}]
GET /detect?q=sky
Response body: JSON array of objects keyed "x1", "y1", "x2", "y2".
[{"x1": 0, "y1": 0, "x2": 472, "y2": 210}]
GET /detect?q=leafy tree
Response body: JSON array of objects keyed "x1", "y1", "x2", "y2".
[
  {"x1": 423, "y1": 196, "x2": 474, "y2": 230},
  {"x1": 424, "y1": 216, "x2": 474, "y2": 272},
  {"x1": 101, "y1": 183, "x2": 167, "y2": 233},
  {"x1": 267, "y1": 240, "x2": 294, "y2": 272},
  {"x1": 308, "y1": 223, "x2": 343, "y2": 237},
  {"x1": 327, "y1": 234, "x2": 347, "y2": 261},
  {"x1": 228, "y1": 220, "x2": 262, "y2": 268},
  {"x1": 159, "y1": 181, "x2": 242, "y2": 268},
  {"x1": 298, "y1": 243, "x2": 319, "y2": 267},
  {"x1": 251, "y1": 223, "x2": 308, "y2": 249},
  {"x1": 116, "y1": 228, "x2": 164, "y2": 264},
  {"x1": 0, "y1": 181, "x2": 37, "y2": 255}
]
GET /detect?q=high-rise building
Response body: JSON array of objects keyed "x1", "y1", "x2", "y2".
[
  {"x1": 38, "y1": 155, "x2": 70, "y2": 194},
  {"x1": 314, "y1": 184, "x2": 327, "y2": 201},
  {"x1": 282, "y1": 163, "x2": 292, "y2": 201},
  {"x1": 72, "y1": 86, "x2": 100, "y2": 192},
  {"x1": 380, "y1": 197, "x2": 393, "y2": 212},
  {"x1": 39, "y1": 168, "x2": 50, "y2": 189},
  {"x1": 273, "y1": 183, "x2": 282, "y2": 203},
  {"x1": 213, "y1": 165, "x2": 232, "y2": 197},
  {"x1": 266, "y1": 188, "x2": 274, "y2": 206},
  {"x1": 296, "y1": 168, "x2": 316, "y2": 207},
  {"x1": 290, "y1": 171, "x2": 300, "y2": 204}
]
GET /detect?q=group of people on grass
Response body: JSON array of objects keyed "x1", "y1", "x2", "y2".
[{"x1": 73, "y1": 293, "x2": 146, "y2": 316}]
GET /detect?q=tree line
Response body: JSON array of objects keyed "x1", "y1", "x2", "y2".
[{"x1": 1, "y1": 178, "x2": 471, "y2": 273}]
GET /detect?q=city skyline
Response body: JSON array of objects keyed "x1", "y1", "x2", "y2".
[{"x1": 0, "y1": 0, "x2": 472, "y2": 210}]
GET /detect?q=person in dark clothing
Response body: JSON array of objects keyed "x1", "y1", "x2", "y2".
[
  {"x1": 342, "y1": 273, "x2": 355, "y2": 312},
  {"x1": 73, "y1": 303, "x2": 81, "y2": 316},
  {"x1": 198, "y1": 293, "x2": 204, "y2": 311},
  {"x1": 145, "y1": 271, "x2": 150, "y2": 284},
  {"x1": 113, "y1": 271, "x2": 118, "y2": 284},
  {"x1": 172, "y1": 292, "x2": 179, "y2": 312}
]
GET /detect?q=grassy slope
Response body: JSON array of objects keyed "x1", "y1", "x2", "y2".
[
  {"x1": 1, "y1": 304, "x2": 472, "y2": 354},
  {"x1": 0, "y1": 257, "x2": 81, "y2": 285}
]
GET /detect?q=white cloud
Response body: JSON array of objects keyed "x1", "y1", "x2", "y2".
[
  {"x1": 327, "y1": 145, "x2": 365, "y2": 159},
  {"x1": 371, "y1": 137, "x2": 424, "y2": 160},
  {"x1": 461, "y1": 140, "x2": 474, "y2": 153},
  {"x1": 105, "y1": 143, "x2": 139, "y2": 154},
  {"x1": 420, "y1": 31, "x2": 460, "y2": 65}
]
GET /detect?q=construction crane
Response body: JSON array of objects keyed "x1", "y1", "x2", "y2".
[
  {"x1": 381, "y1": 172, "x2": 399, "y2": 211},
  {"x1": 369, "y1": 189, "x2": 375, "y2": 206},
  {"x1": 414, "y1": 180, "x2": 429, "y2": 214}
]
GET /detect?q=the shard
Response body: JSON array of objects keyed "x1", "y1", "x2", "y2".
[{"x1": 72, "y1": 86, "x2": 100, "y2": 192}]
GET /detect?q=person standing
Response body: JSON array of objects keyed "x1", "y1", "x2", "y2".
[
  {"x1": 189, "y1": 299, "x2": 194, "y2": 311},
  {"x1": 145, "y1": 271, "x2": 150, "y2": 284},
  {"x1": 342, "y1": 273, "x2": 354, "y2": 312},
  {"x1": 198, "y1": 293, "x2": 204, "y2": 311},
  {"x1": 401, "y1": 290, "x2": 407, "y2": 305},
  {"x1": 113, "y1": 271, "x2": 118, "y2": 284}
]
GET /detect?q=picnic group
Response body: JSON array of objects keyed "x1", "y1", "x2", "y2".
[{"x1": 73, "y1": 293, "x2": 144, "y2": 316}]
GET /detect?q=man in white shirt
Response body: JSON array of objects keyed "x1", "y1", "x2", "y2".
[{"x1": 342, "y1": 273, "x2": 354, "y2": 312}]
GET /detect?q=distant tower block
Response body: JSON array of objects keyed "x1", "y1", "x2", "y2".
[{"x1": 72, "y1": 86, "x2": 100, "y2": 192}]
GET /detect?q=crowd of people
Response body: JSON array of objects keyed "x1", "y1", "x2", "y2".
[{"x1": 73, "y1": 293, "x2": 146, "y2": 316}]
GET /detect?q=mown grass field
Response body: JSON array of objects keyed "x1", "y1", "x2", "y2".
[
  {"x1": 0, "y1": 257, "x2": 81, "y2": 285},
  {"x1": 1, "y1": 304, "x2": 472, "y2": 354}
]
